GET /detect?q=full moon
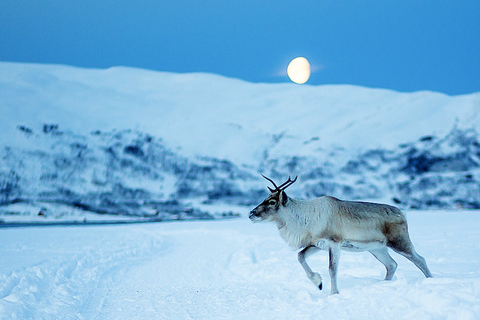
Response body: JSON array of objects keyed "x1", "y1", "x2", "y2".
[{"x1": 287, "y1": 57, "x2": 311, "y2": 84}]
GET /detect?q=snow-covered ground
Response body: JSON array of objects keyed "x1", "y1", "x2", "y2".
[
  {"x1": 1, "y1": 62, "x2": 480, "y2": 318},
  {"x1": 1, "y1": 210, "x2": 479, "y2": 320}
]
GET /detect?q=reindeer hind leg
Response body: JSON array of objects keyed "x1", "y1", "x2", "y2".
[
  {"x1": 387, "y1": 236, "x2": 432, "y2": 278},
  {"x1": 369, "y1": 247, "x2": 397, "y2": 280}
]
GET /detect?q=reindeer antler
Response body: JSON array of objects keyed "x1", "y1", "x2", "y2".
[
  {"x1": 262, "y1": 175, "x2": 298, "y2": 193},
  {"x1": 261, "y1": 174, "x2": 278, "y2": 193}
]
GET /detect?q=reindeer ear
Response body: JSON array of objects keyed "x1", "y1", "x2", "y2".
[{"x1": 279, "y1": 190, "x2": 288, "y2": 206}]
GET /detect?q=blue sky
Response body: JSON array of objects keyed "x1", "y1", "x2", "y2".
[{"x1": 1, "y1": 0, "x2": 479, "y2": 95}]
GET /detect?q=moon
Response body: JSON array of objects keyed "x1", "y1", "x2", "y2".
[{"x1": 287, "y1": 57, "x2": 311, "y2": 84}]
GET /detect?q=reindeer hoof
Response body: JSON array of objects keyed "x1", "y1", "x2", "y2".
[{"x1": 318, "y1": 283, "x2": 322, "y2": 290}]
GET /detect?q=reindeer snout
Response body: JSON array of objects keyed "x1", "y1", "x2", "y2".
[{"x1": 249, "y1": 208, "x2": 262, "y2": 222}]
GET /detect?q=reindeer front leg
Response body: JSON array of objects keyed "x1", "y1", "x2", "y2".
[
  {"x1": 328, "y1": 244, "x2": 341, "y2": 295},
  {"x1": 298, "y1": 246, "x2": 323, "y2": 290}
]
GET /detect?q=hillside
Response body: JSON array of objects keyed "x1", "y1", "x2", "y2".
[{"x1": 1, "y1": 62, "x2": 480, "y2": 222}]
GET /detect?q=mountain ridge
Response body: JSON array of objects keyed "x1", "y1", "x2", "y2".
[{"x1": 1, "y1": 62, "x2": 479, "y2": 221}]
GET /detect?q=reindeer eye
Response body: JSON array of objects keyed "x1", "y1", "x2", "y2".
[{"x1": 268, "y1": 199, "x2": 277, "y2": 206}]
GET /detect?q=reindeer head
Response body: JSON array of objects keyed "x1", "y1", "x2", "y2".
[{"x1": 249, "y1": 175, "x2": 297, "y2": 222}]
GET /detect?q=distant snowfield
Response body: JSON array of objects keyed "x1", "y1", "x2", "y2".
[
  {"x1": 1, "y1": 62, "x2": 479, "y2": 166},
  {"x1": 1, "y1": 210, "x2": 479, "y2": 320},
  {"x1": 2, "y1": 62, "x2": 480, "y2": 216}
]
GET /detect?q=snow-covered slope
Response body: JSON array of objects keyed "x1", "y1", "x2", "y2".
[
  {"x1": 2, "y1": 62, "x2": 479, "y2": 163},
  {"x1": 1, "y1": 63, "x2": 480, "y2": 318},
  {"x1": 1, "y1": 211, "x2": 479, "y2": 319},
  {"x1": 1, "y1": 62, "x2": 480, "y2": 222}
]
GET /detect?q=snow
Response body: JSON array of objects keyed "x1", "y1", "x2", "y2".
[
  {"x1": 2, "y1": 62, "x2": 480, "y2": 222},
  {"x1": 2, "y1": 62, "x2": 480, "y2": 318},
  {"x1": 1, "y1": 210, "x2": 480, "y2": 319},
  {"x1": 1, "y1": 62, "x2": 480, "y2": 167}
]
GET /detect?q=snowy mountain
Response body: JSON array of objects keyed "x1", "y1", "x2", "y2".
[{"x1": 1, "y1": 62, "x2": 480, "y2": 222}]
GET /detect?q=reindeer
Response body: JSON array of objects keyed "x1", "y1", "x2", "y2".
[{"x1": 249, "y1": 175, "x2": 432, "y2": 295}]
